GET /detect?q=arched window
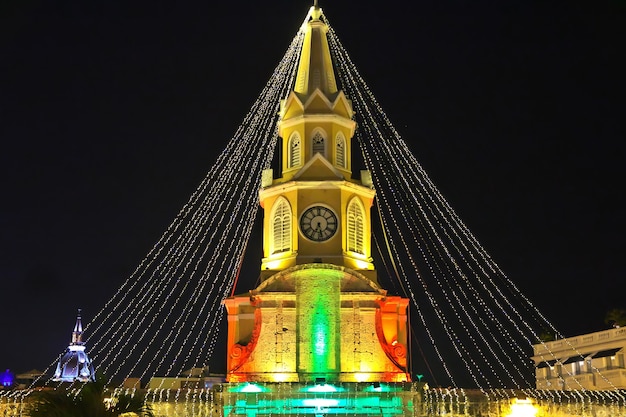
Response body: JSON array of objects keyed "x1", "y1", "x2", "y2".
[
  {"x1": 271, "y1": 197, "x2": 292, "y2": 254},
  {"x1": 311, "y1": 131, "x2": 326, "y2": 158},
  {"x1": 347, "y1": 197, "x2": 365, "y2": 255},
  {"x1": 336, "y1": 132, "x2": 346, "y2": 169},
  {"x1": 288, "y1": 132, "x2": 301, "y2": 168},
  {"x1": 312, "y1": 69, "x2": 321, "y2": 90}
]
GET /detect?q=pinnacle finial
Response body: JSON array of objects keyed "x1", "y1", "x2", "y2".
[{"x1": 314, "y1": 0, "x2": 319, "y2": 9}]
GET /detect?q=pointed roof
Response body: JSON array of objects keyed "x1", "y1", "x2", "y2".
[
  {"x1": 53, "y1": 309, "x2": 95, "y2": 383},
  {"x1": 71, "y1": 308, "x2": 84, "y2": 345},
  {"x1": 293, "y1": 152, "x2": 344, "y2": 181},
  {"x1": 293, "y1": 4, "x2": 338, "y2": 98}
]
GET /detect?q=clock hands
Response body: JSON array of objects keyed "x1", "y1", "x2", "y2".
[
  {"x1": 300, "y1": 206, "x2": 338, "y2": 241},
  {"x1": 315, "y1": 221, "x2": 323, "y2": 239}
]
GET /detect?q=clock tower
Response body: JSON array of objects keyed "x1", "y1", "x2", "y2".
[
  {"x1": 224, "y1": 4, "x2": 409, "y2": 384},
  {"x1": 258, "y1": 5, "x2": 377, "y2": 283}
]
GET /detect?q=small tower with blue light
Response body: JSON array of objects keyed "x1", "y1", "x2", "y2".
[{"x1": 53, "y1": 309, "x2": 95, "y2": 383}]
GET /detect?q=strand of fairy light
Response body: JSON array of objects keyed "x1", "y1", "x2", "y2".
[
  {"x1": 461, "y1": 200, "x2": 626, "y2": 402},
  {"x1": 331, "y1": 27, "x2": 622, "y2": 404},
  {"x1": 327, "y1": 18, "x2": 480, "y2": 404},
  {"x1": 371, "y1": 116, "x2": 532, "y2": 388},
  {"x1": 30, "y1": 176, "x2": 213, "y2": 389},
  {"x1": 172, "y1": 35, "x2": 303, "y2": 385},
  {"x1": 328, "y1": 31, "x2": 460, "y2": 389},
  {"x1": 106, "y1": 195, "x2": 222, "y2": 382},
  {"x1": 344, "y1": 39, "x2": 592, "y2": 404},
  {"x1": 384, "y1": 137, "x2": 535, "y2": 372},
  {"x1": 357, "y1": 52, "x2": 620, "y2": 401},
  {"x1": 378, "y1": 94, "x2": 525, "y2": 390},
  {"x1": 333, "y1": 22, "x2": 503, "y2": 334},
  {"x1": 81, "y1": 8, "x2": 301, "y2": 350},
  {"x1": 86, "y1": 124, "x2": 251, "y2": 364},
  {"x1": 153, "y1": 125, "x2": 276, "y2": 382},
  {"x1": 92, "y1": 185, "x2": 225, "y2": 379},
  {"x1": 116, "y1": 115, "x2": 272, "y2": 382},
  {"x1": 324, "y1": 21, "x2": 592, "y2": 394},
  {"x1": 109, "y1": 155, "x2": 251, "y2": 380},
  {"x1": 96, "y1": 207, "x2": 214, "y2": 379},
  {"x1": 337, "y1": 53, "x2": 530, "y2": 391},
  {"x1": 408, "y1": 154, "x2": 560, "y2": 362},
  {"x1": 156, "y1": 224, "x2": 249, "y2": 377},
  {"x1": 409, "y1": 150, "x2": 606, "y2": 396},
  {"x1": 129, "y1": 106, "x2": 270, "y2": 374},
  {"x1": 366, "y1": 124, "x2": 493, "y2": 389},
  {"x1": 84, "y1": 117, "x2": 249, "y2": 342},
  {"x1": 368, "y1": 121, "x2": 530, "y2": 390},
  {"x1": 329, "y1": 44, "x2": 466, "y2": 385},
  {"x1": 426, "y1": 195, "x2": 604, "y2": 396},
  {"x1": 91, "y1": 102, "x2": 260, "y2": 378},
  {"x1": 368, "y1": 158, "x2": 491, "y2": 390},
  {"x1": 370, "y1": 183, "x2": 443, "y2": 388},
  {"x1": 95, "y1": 21, "x2": 303, "y2": 392},
  {"x1": 335, "y1": 33, "x2": 500, "y2": 288},
  {"x1": 328, "y1": 27, "x2": 505, "y2": 391},
  {"x1": 48, "y1": 245, "x2": 193, "y2": 388},
  {"x1": 93, "y1": 31, "x2": 286, "y2": 370}
]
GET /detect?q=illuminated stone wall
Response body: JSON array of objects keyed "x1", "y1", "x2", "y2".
[
  {"x1": 224, "y1": 264, "x2": 409, "y2": 383},
  {"x1": 296, "y1": 268, "x2": 340, "y2": 377},
  {"x1": 6, "y1": 387, "x2": 626, "y2": 417}
]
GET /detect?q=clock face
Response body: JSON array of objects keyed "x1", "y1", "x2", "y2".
[{"x1": 300, "y1": 205, "x2": 338, "y2": 242}]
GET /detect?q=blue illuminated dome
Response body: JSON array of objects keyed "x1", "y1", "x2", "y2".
[{"x1": 53, "y1": 310, "x2": 95, "y2": 383}]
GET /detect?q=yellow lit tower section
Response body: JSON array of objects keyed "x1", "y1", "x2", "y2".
[
  {"x1": 261, "y1": 6, "x2": 375, "y2": 280},
  {"x1": 224, "y1": 4, "x2": 410, "y2": 384}
]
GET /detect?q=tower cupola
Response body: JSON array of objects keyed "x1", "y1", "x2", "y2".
[
  {"x1": 258, "y1": 3, "x2": 376, "y2": 281},
  {"x1": 293, "y1": 5, "x2": 338, "y2": 97},
  {"x1": 276, "y1": 5, "x2": 357, "y2": 183},
  {"x1": 53, "y1": 309, "x2": 95, "y2": 383}
]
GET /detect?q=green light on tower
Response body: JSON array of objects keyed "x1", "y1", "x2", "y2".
[{"x1": 296, "y1": 268, "x2": 340, "y2": 379}]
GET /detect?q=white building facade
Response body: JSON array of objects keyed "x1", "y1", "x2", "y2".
[{"x1": 533, "y1": 327, "x2": 626, "y2": 390}]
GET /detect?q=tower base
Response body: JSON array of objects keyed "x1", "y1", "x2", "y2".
[{"x1": 220, "y1": 381, "x2": 422, "y2": 417}]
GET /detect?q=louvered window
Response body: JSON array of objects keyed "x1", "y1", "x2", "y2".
[
  {"x1": 312, "y1": 131, "x2": 325, "y2": 157},
  {"x1": 336, "y1": 132, "x2": 346, "y2": 168},
  {"x1": 288, "y1": 133, "x2": 301, "y2": 168},
  {"x1": 272, "y1": 198, "x2": 292, "y2": 254},
  {"x1": 347, "y1": 198, "x2": 365, "y2": 254},
  {"x1": 312, "y1": 69, "x2": 321, "y2": 89}
]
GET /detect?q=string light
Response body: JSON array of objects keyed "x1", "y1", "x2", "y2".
[{"x1": 3, "y1": 6, "x2": 626, "y2": 416}]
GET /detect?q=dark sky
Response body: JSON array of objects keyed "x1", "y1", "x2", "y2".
[{"x1": 1, "y1": 0, "x2": 624, "y2": 374}]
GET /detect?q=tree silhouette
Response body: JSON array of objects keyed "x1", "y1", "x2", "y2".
[
  {"x1": 28, "y1": 375, "x2": 153, "y2": 417},
  {"x1": 604, "y1": 308, "x2": 626, "y2": 329}
]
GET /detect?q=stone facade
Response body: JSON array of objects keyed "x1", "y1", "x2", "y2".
[
  {"x1": 224, "y1": 264, "x2": 409, "y2": 383},
  {"x1": 533, "y1": 326, "x2": 626, "y2": 390}
]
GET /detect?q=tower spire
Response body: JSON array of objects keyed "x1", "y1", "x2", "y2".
[
  {"x1": 293, "y1": 2, "x2": 336, "y2": 96},
  {"x1": 72, "y1": 308, "x2": 83, "y2": 344}
]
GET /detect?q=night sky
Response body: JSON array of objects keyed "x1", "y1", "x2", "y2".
[{"x1": 1, "y1": 0, "x2": 624, "y2": 375}]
